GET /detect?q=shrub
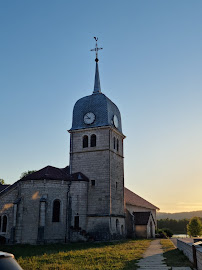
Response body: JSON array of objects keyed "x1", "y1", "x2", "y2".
[
  {"x1": 162, "y1": 228, "x2": 173, "y2": 238},
  {"x1": 187, "y1": 217, "x2": 202, "y2": 237}
]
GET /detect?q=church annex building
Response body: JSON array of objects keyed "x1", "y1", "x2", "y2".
[{"x1": 0, "y1": 40, "x2": 159, "y2": 244}]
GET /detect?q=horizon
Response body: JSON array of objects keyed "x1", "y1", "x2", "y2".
[{"x1": 1, "y1": 0, "x2": 202, "y2": 213}]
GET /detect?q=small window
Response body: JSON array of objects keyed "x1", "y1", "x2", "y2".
[
  {"x1": 2, "y1": 215, "x2": 7, "y2": 233},
  {"x1": 116, "y1": 182, "x2": 118, "y2": 190},
  {"x1": 90, "y1": 134, "x2": 96, "y2": 147},
  {"x1": 117, "y1": 139, "x2": 119, "y2": 151},
  {"x1": 52, "y1": 200, "x2": 60, "y2": 222},
  {"x1": 74, "y1": 216, "x2": 79, "y2": 229},
  {"x1": 83, "y1": 135, "x2": 88, "y2": 148},
  {"x1": 113, "y1": 137, "x2": 116, "y2": 150},
  {"x1": 91, "y1": 180, "x2": 95, "y2": 186}
]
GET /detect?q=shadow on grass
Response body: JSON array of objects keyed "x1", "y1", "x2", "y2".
[
  {"x1": 163, "y1": 248, "x2": 194, "y2": 268},
  {"x1": 0, "y1": 240, "x2": 132, "y2": 259}
]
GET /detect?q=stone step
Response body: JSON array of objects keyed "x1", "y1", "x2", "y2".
[{"x1": 138, "y1": 265, "x2": 171, "y2": 270}]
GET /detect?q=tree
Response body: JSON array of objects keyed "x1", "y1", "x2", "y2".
[
  {"x1": 20, "y1": 170, "x2": 37, "y2": 179},
  {"x1": 187, "y1": 217, "x2": 202, "y2": 237},
  {"x1": 0, "y1": 179, "x2": 5, "y2": 184}
]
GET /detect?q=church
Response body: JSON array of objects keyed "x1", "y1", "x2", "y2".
[{"x1": 0, "y1": 39, "x2": 159, "y2": 244}]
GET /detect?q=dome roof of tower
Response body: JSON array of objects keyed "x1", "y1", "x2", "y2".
[{"x1": 71, "y1": 92, "x2": 122, "y2": 133}]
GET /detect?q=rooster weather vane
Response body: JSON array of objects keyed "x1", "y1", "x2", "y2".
[{"x1": 90, "y1": 37, "x2": 103, "y2": 62}]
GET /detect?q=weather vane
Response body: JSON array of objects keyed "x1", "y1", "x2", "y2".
[{"x1": 90, "y1": 37, "x2": 103, "y2": 62}]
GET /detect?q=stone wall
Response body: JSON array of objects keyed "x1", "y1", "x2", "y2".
[
  {"x1": 196, "y1": 247, "x2": 202, "y2": 270},
  {"x1": 135, "y1": 225, "x2": 147, "y2": 238},
  {"x1": 70, "y1": 181, "x2": 88, "y2": 230},
  {"x1": 0, "y1": 185, "x2": 18, "y2": 243},
  {"x1": 146, "y1": 214, "x2": 155, "y2": 238},
  {"x1": 177, "y1": 239, "x2": 193, "y2": 263},
  {"x1": 70, "y1": 126, "x2": 125, "y2": 239},
  {"x1": 177, "y1": 239, "x2": 202, "y2": 269}
]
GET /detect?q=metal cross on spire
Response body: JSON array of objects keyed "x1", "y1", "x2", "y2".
[{"x1": 90, "y1": 37, "x2": 103, "y2": 62}]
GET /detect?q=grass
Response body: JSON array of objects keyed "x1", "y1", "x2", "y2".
[
  {"x1": 0, "y1": 239, "x2": 151, "y2": 270},
  {"x1": 160, "y1": 239, "x2": 194, "y2": 268}
]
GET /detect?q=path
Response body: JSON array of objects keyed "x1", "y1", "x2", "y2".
[{"x1": 136, "y1": 239, "x2": 192, "y2": 270}]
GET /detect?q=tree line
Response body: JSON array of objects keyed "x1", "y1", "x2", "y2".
[{"x1": 158, "y1": 217, "x2": 202, "y2": 234}]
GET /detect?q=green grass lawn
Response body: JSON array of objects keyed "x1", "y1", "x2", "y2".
[
  {"x1": 160, "y1": 239, "x2": 194, "y2": 268},
  {"x1": 0, "y1": 239, "x2": 150, "y2": 270}
]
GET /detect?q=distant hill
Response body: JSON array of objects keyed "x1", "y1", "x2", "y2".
[{"x1": 157, "y1": 210, "x2": 202, "y2": 220}]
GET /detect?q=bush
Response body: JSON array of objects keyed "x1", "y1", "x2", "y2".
[
  {"x1": 162, "y1": 228, "x2": 173, "y2": 238},
  {"x1": 156, "y1": 229, "x2": 168, "y2": 238},
  {"x1": 157, "y1": 228, "x2": 173, "y2": 238}
]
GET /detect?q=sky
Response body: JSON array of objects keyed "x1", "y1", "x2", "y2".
[{"x1": 0, "y1": 0, "x2": 202, "y2": 213}]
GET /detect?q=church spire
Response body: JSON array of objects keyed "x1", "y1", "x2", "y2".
[{"x1": 90, "y1": 37, "x2": 103, "y2": 94}]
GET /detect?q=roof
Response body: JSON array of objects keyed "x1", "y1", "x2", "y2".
[
  {"x1": 133, "y1": 212, "x2": 151, "y2": 225},
  {"x1": 21, "y1": 166, "x2": 71, "y2": 181},
  {"x1": 124, "y1": 187, "x2": 159, "y2": 210},
  {"x1": 71, "y1": 92, "x2": 123, "y2": 133},
  {"x1": 0, "y1": 184, "x2": 10, "y2": 193},
  {"x1": 0, "y1": 166, "x2": 89, "y2": 197}
]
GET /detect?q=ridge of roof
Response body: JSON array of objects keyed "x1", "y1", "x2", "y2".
[{"x1": 124, "y1": 187, "x2": 160, "y2": 210}]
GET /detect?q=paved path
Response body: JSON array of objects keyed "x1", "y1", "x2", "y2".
[
  {"x1": 136, "y1": 239, "x2": 192, "y2": 270},
  {"x1": 137, "y1": 239, "x2": 170, "y2": 269}
]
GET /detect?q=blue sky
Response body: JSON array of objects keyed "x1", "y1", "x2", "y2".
[{"x1": 0, "y1": 0, "x2": 202, "y2": 212}]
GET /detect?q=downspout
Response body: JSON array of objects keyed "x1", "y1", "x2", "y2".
[
  {"x1": 109, "y1": 129, "x2": 112, "y2": 239},
  {"x1": 65, "y1": 182, "x2": 71, "y2": 242}
]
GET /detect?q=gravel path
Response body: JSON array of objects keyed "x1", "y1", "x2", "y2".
[{"x1": 136, "y1": 239, "x2": 192, "y2": 270}]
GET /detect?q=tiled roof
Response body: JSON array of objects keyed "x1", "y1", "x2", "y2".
[
  {"x1": 124, "y1": 187, "x2": 159, "y2": 210},
  {"x1": 133, "y1": 212, "x2": 151, "y2": 225},
  {"x1": 20, "y1": 166, "x2": 89, "y2": 182},
  {"x1": 21, "y1": 166, "x2": 71, "y2": 181},
  {"x1": 0, "y1": 166, "x2": 89, "y2": 197},
  {"x1": 71, "y1": 92, "x2": 123, "y2": 133}
]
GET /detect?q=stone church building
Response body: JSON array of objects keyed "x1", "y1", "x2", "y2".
[{"x1": 0, "y1": 42, "x2": 159, "y2": 244}]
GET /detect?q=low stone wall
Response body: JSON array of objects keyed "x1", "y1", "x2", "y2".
[
  {"x1": 177, "y1": 239, "x2": 193, "y2": 263},
  {"x1": 196, "y1": 247, "x2": 202, "y2": 270},
  {"x1": 177, "y1": 239, "x2": 202, "y2": 270}
]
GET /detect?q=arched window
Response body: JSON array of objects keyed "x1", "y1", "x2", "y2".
[
  {"x1": 116, "y1": 219, "x2": 120, "y2": 234},
  {"x1": 90, "y1": 134, "x2": 96, "y2": 147},
  {"x1": 113, "y1": 137, "x2": 116, "y2": 150},
  {"x1": 83, "y1": 135, "x2": 88, "y2": 148},
  {"x1": 52, "y1": 200, "x2": 60, "y2": 222},
  {"x1": 2, "y1": 215, "x2": 7, "y2": 233},
  {"x1": 117, "y1": 139, "x2": 119, "y2": 152}
]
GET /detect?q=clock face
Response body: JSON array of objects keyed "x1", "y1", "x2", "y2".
[
  {"x1": 84, "y1": 112, "x2": 95, "y2": 125},
  {"x1": 113, "y1": 115, "x2": 119, "y2": 128}
]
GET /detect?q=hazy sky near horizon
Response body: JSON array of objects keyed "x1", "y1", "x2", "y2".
[{"x1": 0, "y1": 0, "x2": 202, "y2": 213}]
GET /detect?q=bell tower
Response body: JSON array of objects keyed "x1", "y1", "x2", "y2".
[{"x1": 69, "y1": 38, "x2": 125, "y2": 240}]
